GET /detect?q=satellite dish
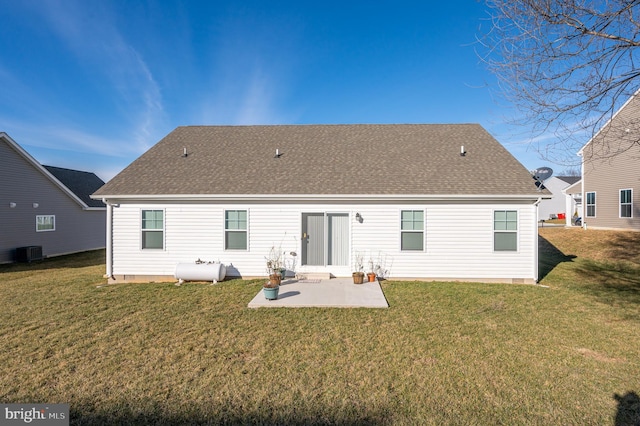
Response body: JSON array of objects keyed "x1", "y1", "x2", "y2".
[
  {"x1": 532, "y1": 167, "x2": 553, "y2": 190},
  {"x1": 533, "y1": 167, "x2": 553, "y2": 181}
]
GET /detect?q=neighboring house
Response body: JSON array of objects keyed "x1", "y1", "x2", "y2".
[
  {"x1": 92, "y1": 124, "x2": 546, "y2": 284},
  {"x1": 538, "y1": 176, "x2": 581, "y2": 221},
  {"x1": 577, "y1": 92, "x2": 640, "y2": 231},
  {"x1": 562, "y1": 179, "x2": 583, "y2": 226},
  {"x1": 0, "y1": 132, "x2": 106, "y2": 263}
]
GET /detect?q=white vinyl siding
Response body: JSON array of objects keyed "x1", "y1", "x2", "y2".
[
  {"x1": 400, "y1": 210, "x2": 424, "y2": 251},
  {"x1": 225, "y1": 210, "x2": 248, "y2": 250},
  {"x1": 586, "y1": 192, "x2": 596, "y2": 217},
  {"x1": 109, "y1": 202, "x2": 537, "y2": 282},
  {"x1": 141, "y1": 209, "x2": 164, "y2": 249},
  {"x1": 620, "y1": 189, "x2": 632, "y2": 218},
  {"x1": 36, "y1": 215, "x2": 55, "y2": 232}
]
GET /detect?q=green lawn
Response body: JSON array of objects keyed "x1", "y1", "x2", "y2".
[{"x1": 1, "y1": 228, "x2": 639, "y2": 425}]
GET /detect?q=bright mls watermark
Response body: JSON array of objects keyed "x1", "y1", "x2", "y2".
[{"x1": 1, "y1": 404, "x2": 68, "y2": 425}]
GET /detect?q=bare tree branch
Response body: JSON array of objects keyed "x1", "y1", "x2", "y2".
[{"x1": 479, "y1": 0, "x2": 640, "y2": 165}]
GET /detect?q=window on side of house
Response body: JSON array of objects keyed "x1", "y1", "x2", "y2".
[
  {"x1": 586, "y1": 192, "x2": 596, "y2": 217},
  {"x1": 400, "y1": 210, "x2": 424, "y2": 251},
  {"x1": 141, "y1": 209, "x2": 164, "y2": 249},
  {"x1": 225, "y1": 210, "x2": 248, "y2": 250},
  {"x1": 620, "y1": 189, "x2": 632, "y2": 218},
  {"x1": 36, "y1": 215, "x2": 55, "y2": 232},
  {"x1": 494, "y1": 210, "x2": 517, "y2": 251}
]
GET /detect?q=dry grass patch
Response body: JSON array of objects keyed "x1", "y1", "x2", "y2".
[{"x1": 0, "y1": 232, "x2": 639, "y2": 425}]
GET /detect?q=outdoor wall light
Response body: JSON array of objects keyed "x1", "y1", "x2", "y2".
[
  {"x1": 355, "y1": 212, "x2": 363, "y2": 223},
  {"x1": 33, "y1": 203, "x2": 39, "y2": 208},
  {"x1": 9, "y1": 202, "x2": 16, "y2": 208}
]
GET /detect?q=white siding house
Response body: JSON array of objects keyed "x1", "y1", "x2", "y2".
[
  {"x1": 538, "y1": 176, "x2": 581, "y2": 222},
  {"x1": 93, "y1": 125, "x2": 545, "y2": 284}
]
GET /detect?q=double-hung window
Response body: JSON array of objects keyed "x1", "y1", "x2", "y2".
[
  {"x1": 141, "y1": 210, "x2": 164, "y2": 249},
  {"x1": 586, "y1": 192, "x2": 596, "y2": 217},
  {"x1": 620, "y1": 189, "x2": 632, "y2": 218},
  {"x1": 36, "y1": 215, "x2": 55, "y2": 232},
  {"x1": 494, "y1": 210, "x2": 517, "y2": 251},
  {"x1": 225, "y1": 210, "x2": 247, "y2": 250},
  {"x1": 400, "y1": 210, "x2": 424, "y2": 251}
]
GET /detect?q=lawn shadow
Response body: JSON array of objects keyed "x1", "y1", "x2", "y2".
[
  {"x1": 574, "y1": 260, "x2": 640, "y2": 315},
  {"x1": 601, "y1": 232, "x2": 640, "y2": 264},
  {"x1": 0, "y1": 249, "x2": 105, "y2": 274},
  {"x1": 614, "y1": 391, "x2": 640, "y2": 426},
  {"x1": 538, "y1": 235, "x2": 576, "y2": 281},
  {"x1": 539, "y1": 232, "x2": 640, "y2": 315},
  {"x1": 71, "y1": 403, "x2": 392, "y2": 425}
]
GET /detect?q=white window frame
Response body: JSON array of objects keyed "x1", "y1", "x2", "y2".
[
  {"x1": 141, "y1": 209, "x2": 165, "y2": 250},
  {"x1": 493, "y1": 210, "x2": 518, "y2": 252},
  {"x1": 620, "y1": 189, "x2": 633, "y2": 218},
  {"x1": 224, "y1": 209, "x2": 248, "y2": 251},
  {"x1": 36, "y1": 215, "x2": 55, "y2": 232},
  {"x1": 400, "y1": 209, "x2": 425, "y2": 251},
  {"x1": 586, "y1": 192, "x2": 596, "y2": 218}
]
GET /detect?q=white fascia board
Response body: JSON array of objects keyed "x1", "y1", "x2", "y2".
[
  {"x1": 1, "y1": 132, "x2": 90, "y2": 209},
  {"x1": 562, "y1": 180, "x2": 582, "y2": 195},
  {"x1": 94, "y1": 193, "x2": 544, "y2": 203}
]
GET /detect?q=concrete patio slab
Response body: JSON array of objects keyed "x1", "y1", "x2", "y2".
[{"x1": 247, "y1": 278, "x2": 389, "y2": 308}]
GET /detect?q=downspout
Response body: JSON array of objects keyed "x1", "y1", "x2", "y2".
[
  {"x1": 533, "y1": 197, "x2": 542, "y2": 283},
  {"x1": 103, "y1": 199, "x2": 114, "y2": 280},
  {"x1": 580, "y1": 153, "x2": 586, "y2": 230}
]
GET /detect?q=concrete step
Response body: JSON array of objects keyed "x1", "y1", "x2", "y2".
[{"x1": 296, "y1": 272, "x2": 332, "y2": 280}]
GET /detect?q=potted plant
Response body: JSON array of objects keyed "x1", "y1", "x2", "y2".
[
  {"x1": 352, "y1": 252, "x2": 365, "y2": 284},
  {"x1": 264, "y1": 246, "x2": 283, "y2": 299},
  {"x1": 366, "y1": 258, "x2": 377, "y2": 282}
]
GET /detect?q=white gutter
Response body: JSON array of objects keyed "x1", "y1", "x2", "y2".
[{"x1": 91, "y1": 193, "x2": 546, "y2": 202}]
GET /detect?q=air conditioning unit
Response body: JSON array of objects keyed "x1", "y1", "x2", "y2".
[{"x1": 15, "y1": 246, "x2": 43, "y2": 262}]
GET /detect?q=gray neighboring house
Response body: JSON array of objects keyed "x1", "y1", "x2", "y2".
[
  {"x1": 0, "y1": 132, "x2": 106, "y2": 263},
  {"x1": 93, "y1": 124, "x2": 547, "y2": 284},
  {"x1": 577, "y1": 91, "x2": 640, "y2": 231}
]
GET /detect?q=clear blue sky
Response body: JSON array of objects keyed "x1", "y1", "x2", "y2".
[{"x1": 0, "y1": 0, "x2": 561, "y2": 182}]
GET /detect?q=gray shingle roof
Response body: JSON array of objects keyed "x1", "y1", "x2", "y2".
[
  {"x1": 556, "y1": 176, "x2": 581, "y2": 186},
  {"x1": 44, "y1": 166, "x2": 106, "y2": 207},
  {"x1": 93, "y1": 124, "x2": 542, "y2": 198}
]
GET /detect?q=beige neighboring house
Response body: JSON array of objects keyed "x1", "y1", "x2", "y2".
[
  {"x1": 577, "y1": 91, "x2": 640, "y2": 231},
  {"x1": 92, "y1": 124, "x2": 545, "y2": 284}
]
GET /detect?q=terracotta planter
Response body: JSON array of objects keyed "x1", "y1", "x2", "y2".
[
  {"x1": 367, "y1": 272, "x2": 376, "y2": 282},
  {"x1": 269, "y1": 274, "x2": 282, "y2": 286},
  {"x1": 352, "y1": 272, "x2": 365, "y2": 284}
]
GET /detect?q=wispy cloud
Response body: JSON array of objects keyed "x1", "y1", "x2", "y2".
[
  {"x1": 0, "y1": 117, "x2": 135, "y2": 157},
  {"x1": 195, "y1": 8, "x2": 300, "y2": 126},
  {"x1": 30, "y1": 0, "x2": 165, "y2": 150}
]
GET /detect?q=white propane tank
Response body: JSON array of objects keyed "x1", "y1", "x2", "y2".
[{"x1": 174, "y1": 262, "x2": 226, "y2": 283}]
